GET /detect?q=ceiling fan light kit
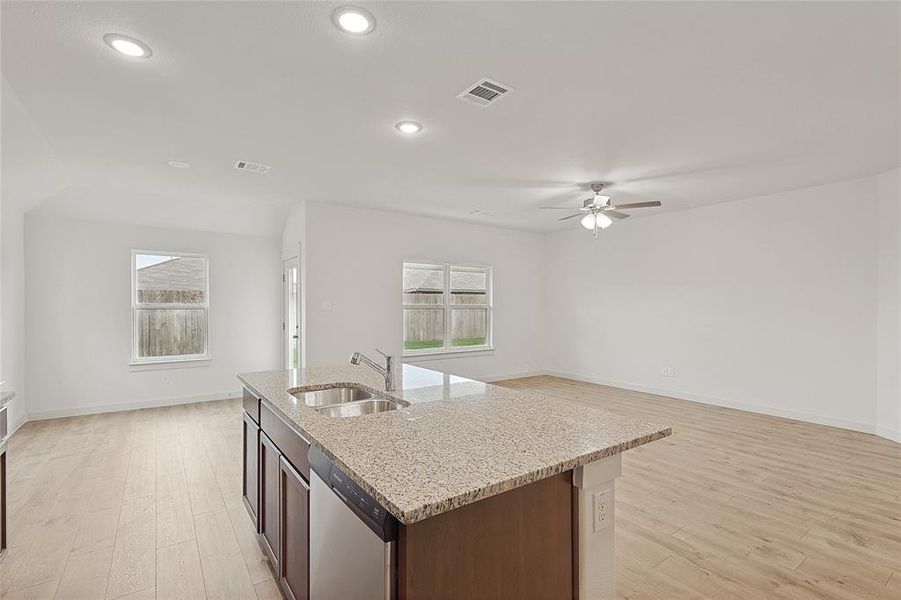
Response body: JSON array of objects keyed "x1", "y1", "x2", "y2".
[{"x1": 540, "y1": 183, "x2": 662, "y2": 239}]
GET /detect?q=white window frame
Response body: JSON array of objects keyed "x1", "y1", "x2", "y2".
[
  {"x1": 402, "y1": 262, "x2": 493, "y2": 358},
  {"x1": 131, "y1": 249, "x2": 211, "y2": 365}
]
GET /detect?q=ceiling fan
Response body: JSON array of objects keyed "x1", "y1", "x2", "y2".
[{"x1": 541, "y1": 183, "x2": 662, "y2": 238}]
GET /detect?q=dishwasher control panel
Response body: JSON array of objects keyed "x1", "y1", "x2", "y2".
[{"x1": 309, "y1": 445, "x2": 398, "y2": 542}]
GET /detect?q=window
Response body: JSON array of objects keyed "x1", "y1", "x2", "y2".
[
  {"x1": 403, "y1": 262, "x2": 492, "y2": 355},
  {"x1": 132, "y1": 251, "x2": 209, "y2": 364}
]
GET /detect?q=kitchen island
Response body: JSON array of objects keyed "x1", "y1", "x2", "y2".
[{"x1": 238, "y1": 363, "x2": 670, "y2": 600}]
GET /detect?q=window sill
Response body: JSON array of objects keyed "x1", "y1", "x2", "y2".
[
  {"x1": 129, "y1": 357, "x2": 212, "y2": 371},
  {"x1": 403, "y1": 347, "x2": 495, "y2": 361}
]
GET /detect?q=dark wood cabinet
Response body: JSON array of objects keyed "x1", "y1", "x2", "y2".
[
  {"x1": 397, "y1": 471, "x2": 574, "y2": 599},
  {"x1": 243, "y1": 388, "x2": 311, "y2": 598},
  {"x1": 243, "y1": 387, "x2": 261, "y2": 423},
  {"x1": 0, "y1": 442, "x2": 6, "y2": 557},
  {"x1": 261, "y1": 404, "x2": 310, "y2": 479},
  {"x1": 259, "y1": 431, "x2": 282, "y2": 571},
  {"x1": 279, "y1": 456, "x2": 310, "y2": 600},
  {"x1": 242, "y1": 411, "x2": 260, "y2": 529}
]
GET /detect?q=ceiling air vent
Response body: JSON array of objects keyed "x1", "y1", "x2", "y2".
[
  {"x1": 234, "y1": 160, "x2": 271, "y2": 174},
  {"x1": 457, "y1": 77, "x2": 513, "y2": 107}
]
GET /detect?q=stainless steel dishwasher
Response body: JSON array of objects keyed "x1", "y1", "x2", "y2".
[{"x1": 309, "y1": 446, "x2": 398, "y2": 600}]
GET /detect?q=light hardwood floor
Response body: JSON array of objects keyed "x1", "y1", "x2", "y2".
[
  {"x1": 496, "y1": 376, "x2": 901, "y2": 600},
  {"x1": 0, "y1": 399, "x2": 283, "y2": 600},
  {"x1": 1, "y1": 378, "x2": 899, "y2": 599}
]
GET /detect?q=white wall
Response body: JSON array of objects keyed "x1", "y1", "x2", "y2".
[
  {"x1": 1, "y1": 204, "x2": 27, "y2": 433},
  {"x1": 25, "y1": 216, "x2": 282, "y2": 419},
  {"x1": 877, "y1": 168, "x2": 901, "y2": 442},
  {"x1": 302, "y1": 202, "x2": 545, "y2": 381},
  {"x1": 282, "y1": 201, "x2": 306, "y2": 261},
  {"x1": 1, "y1": 76, "x2": 69, "y2": 433},
  {"x1": 544, "y1": 177, "x2": 881, "y2": 433}
]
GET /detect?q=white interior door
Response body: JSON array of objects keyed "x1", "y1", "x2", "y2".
[{"x1": 284, "y1": 256, "x2": 301, "y2": 369}]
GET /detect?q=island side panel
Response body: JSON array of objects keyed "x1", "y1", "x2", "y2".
[
  {"x1": 573, "y1": 454, "x2": 623, "y2": 600},
  {"x1": 397, "y1": 471, "x2": 574, "y2": 599}
]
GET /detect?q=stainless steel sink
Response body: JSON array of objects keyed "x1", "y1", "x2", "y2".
[
  {"x1": 293, "y1": 385, "x2": 408, "y2": 417},
  {"x1": 297, "y1": 387, "x2": 373, "y2": 407},
  {"x1": 316, "y1": 399, "x2": 404, "y2": 418}
]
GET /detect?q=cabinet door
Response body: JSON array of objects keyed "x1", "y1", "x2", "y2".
[
  {"x1": 259, "y1": 432, "x2": 281, "y2": 570},
  {"x1": 242, "y1": 411, "x2": 259, "y2": 529},
  {"x1": 279, "y1": 456, "x2": 309, "y2": 600},
  {"x1": 0, "y1": 446, "x2": 6, "y2": 554}
]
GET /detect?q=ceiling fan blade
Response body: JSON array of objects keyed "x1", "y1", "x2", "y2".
[
  {"x1": 602, "y1": 209, "x2": 630, "y2": 219},
  {"x1": 609, "y1": 201, "x2": 662, "y2": 210},
  {"x1": 559, "y1": 213, "x2": 584, "y2": 221}
]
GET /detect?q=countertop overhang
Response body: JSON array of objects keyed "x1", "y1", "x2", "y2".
[{"x1": 238, "y1": 364, "x2": 670, "y2": 524}]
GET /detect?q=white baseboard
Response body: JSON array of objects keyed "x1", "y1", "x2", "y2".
[
  {"x1": 541, "y1": 369, "x2": 880, "y2": 436},
  {"x1": 7, "y1": 413, "x2": 28, "y2": 440},
  {"x1": 876, "y1": 426, "x2": 901, "y2": 444},
  {"x1": 27, "y1": 390, "x2": 241, "y2": 421}
]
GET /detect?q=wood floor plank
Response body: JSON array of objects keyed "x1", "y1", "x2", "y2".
[
  {"x1": 198, "y1": 552, "x2": 257, "y2": 600},
  {"x1": 156, "y1": 539, "x2": 206, "y2": 600},
  {"x1": 156, "y1": 473, "x2": 195, "y2": 549},
  {"x1": 187, "y1": 476, "x2": 225, "y2": 516},
  {"x1": 10, "y1": 514, "x2": 80, "y2": 590},
  {"x1": 194, "y1": 510, "x2": 241, "y2": 558},
  {"x1": 55, "y1": 546, "x2": 115, "y2": 600},
  {"x1": 72, "y1": 507, "x2": 121, "y2": 557},
  {"x1": 222, "y1": 492, "x2": 275, "y2": 584},
  {"x1": 253, "y1": 578, "x2": 283, "y2": 600},
  {"x1": 106, "y1": 495, "x2": 157, "y2": 599},
  {"x1": 3, "y1": 580, "x2": 60, "y2": 600}
]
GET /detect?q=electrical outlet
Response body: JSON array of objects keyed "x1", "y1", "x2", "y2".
[
  {"x1": 593, "y1": 488, "x2": 610, "y2": 532},
  {"x1": 161, "y1": 374, "x2": 170, "y2": 385},
  {"x1": 662, "y1": 366, "x2": 675, "y2": 377}
]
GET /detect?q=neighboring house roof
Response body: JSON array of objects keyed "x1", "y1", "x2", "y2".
[
  {"x1": 404, "y1": 266, "x2": 486, "y2": 293},
  {"x1": 137, "y1": 257, "x2": 206, "y2": 292}
]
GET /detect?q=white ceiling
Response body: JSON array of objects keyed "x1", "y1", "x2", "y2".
[{"x1": 2, "y1": 1, "x2": 898, "y2": 236}]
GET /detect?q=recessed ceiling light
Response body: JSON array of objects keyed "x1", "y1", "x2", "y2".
[
  {"x1": 332, "y1": 6, "x2": 375, "y2": 34},
  {"x1": 167, "y1": 161, "x2": 190, "y2": 169},
  {"x1": 395, "y1": 120, "x2": 423, "y2": 134},
  {"x1": 103, "y1": 33, "x2": 152, "y2": 58}
]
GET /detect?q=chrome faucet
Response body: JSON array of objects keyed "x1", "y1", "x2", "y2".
[{"x1": 350, "y1": 348, "x2": 396, "y2": 391}]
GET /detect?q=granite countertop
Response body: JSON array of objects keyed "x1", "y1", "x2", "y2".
[
  {"x1": 238, "y1": 364, "x2": 670, "y2": 524},
  {"x1": 0, "y1": 390, "x2": 14, "y2": 408}
]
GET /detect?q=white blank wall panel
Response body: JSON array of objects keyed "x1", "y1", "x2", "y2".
[
  {"x1": 302, "y1": 202, "x2": 546, "y2": 382},
  {"x1": 544, "y1": 177, "x2": 880, "y2": 432},
  {"x1": 25, "y1": 216, "x2": 282, "y2": 418}
]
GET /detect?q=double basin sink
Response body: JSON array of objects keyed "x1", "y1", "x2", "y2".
[{"x1": 294, "y1": 386, "x2": 409, "y2": 418}]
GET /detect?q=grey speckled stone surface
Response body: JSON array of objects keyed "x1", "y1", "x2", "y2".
[
  {"x1": 238, "y1": 364, "x2": 670, "y2": 524},
  {"x1": 0, "y1": 390, "x2": 14, "y2": 408}
]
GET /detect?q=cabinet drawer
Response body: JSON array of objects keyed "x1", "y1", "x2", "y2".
[
  {"x1": 261, "y1": 404, "x2": 310, "y2": 480},
  {"x1": 243, "y1": 388, "x2": 260, "y2": 424}
]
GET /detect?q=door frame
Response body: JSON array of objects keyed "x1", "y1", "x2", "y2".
[{"x1": 283, "y1": 253, "x2": 302, "y2": 369}]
